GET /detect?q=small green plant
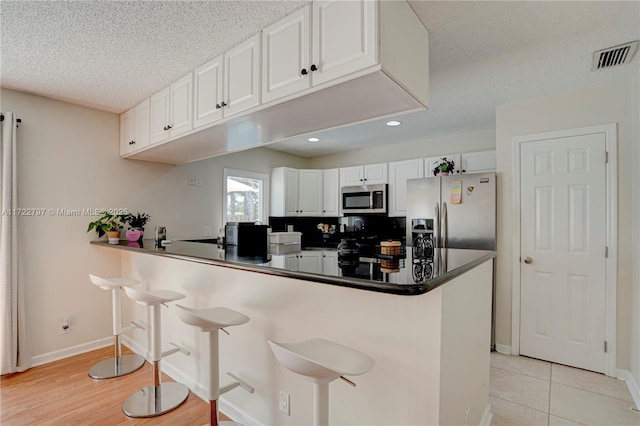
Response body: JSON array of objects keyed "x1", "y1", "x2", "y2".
[
  {"x1": 123, "y1": 212, "x2": 151, "y2": 230},
  {"x1": 87, "y1": 211, "x2": 126, "y2": 238},
  {"x1": 432, "y1": 158, "x2": 456, "y2": 176}
]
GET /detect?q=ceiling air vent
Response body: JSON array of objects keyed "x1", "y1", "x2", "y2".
[{"x1": 592, "y1": 41, "x2": 639, "y2": 71}]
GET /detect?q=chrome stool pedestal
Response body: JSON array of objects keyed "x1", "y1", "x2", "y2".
[
  {"x1": 88, "y1": 274, "x2": 145, "y2": 379},
  {"x1": 122, "y1": 287, "x2": 190, "y2": 418}
]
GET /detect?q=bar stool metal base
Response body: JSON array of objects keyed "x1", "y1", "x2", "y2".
[
  {"x1": 88, "y1": 354, "x2": 145, "y2": 379},
  {"x1": 122, "y1": 382, "x2": 189, "y2": 418}
]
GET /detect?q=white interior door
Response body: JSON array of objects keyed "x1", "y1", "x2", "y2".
[{"x1": 519, "y1": 132, "x2": 607, "y2": 373}]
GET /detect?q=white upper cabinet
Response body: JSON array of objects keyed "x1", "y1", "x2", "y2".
[
  {"x1": 149, "y1": 72, "x2": 193, "y2": 144},
  {"x1": 425, "y1": 154, "x2": 462, "y2": 177},
  {"x1": 461, "y1": 150, "x2": 496, "y2": 173},
  {"x1": 340, "y1": 163, "x2": 387, "y2": 187},
  {"x1": 121, "y1": 99, "x2": 150, "y2": 156},
  {"x1": 194, "y1": 55, "x2": 224, "y2": 128},
  {"x1": 312, "y1": 0, "x2": 377, "y2": 86},
  {"x1": 322, "y1": 168, "x2": 340, "y2": 216},
  {"x1": 224, "y1": 33, "x2": 261, "y2": 117},
  {"x1": 262, "y1": 5, "x2": 311, "y2": 103},
  {"x1": 299, "y1": 169, "x2": 323, "y2": 216},
  {"x1": 388, "y1": 158, "x2": 424, "y2": 217}
]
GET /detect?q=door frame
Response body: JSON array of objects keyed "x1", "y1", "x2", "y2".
[{"x1": 510, "y1": 123, "x2": 617, "y2": 377}]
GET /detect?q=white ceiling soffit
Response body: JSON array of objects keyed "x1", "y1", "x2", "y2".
[{"x1": 1, "y1": 1, "x2": 639, "y2": 158}]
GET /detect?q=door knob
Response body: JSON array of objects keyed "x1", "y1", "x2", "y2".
[
  {"x1": 301, "y1": 68, "x2": 308, "y2": 75},
  {"x1": 310, "y1": 64, "x2": 317, "y2": 71},
  {"x1": 523, "y1": 256, "x2": 533, "y2": 264}
]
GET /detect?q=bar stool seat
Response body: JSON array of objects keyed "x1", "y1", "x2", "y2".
[
  {"x1": 176, "y1": 305, "x2": 254, "y2": 426},
  {"x1": 88, "y1": 274, "x2": 145, "y2": 379},
  {"x1": 269, "y1": 339, "x2": 374, "y2": 426},
  {"x1": 123, "y1": 286, "x2": 190, "y2": 418}
]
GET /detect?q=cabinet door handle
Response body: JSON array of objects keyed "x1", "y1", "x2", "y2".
[
  {"x1": 216, "y1": 104, "x2": 221, "y2": 109},
  {"x1": 163, "y1": 126, "x2": 167, "y2": 131},
  {"x1": 310, "y1": 64, "x2": 317, "y2": 72},
  {"x1": 167, "y1": 125, "x2": 172, "y2": 130},
  {"x1": 301, "y1": 68, "x2": 308, "y2": 75},
  {"x1": 221, "y1": 102, "x2": 227, "y2": 107}
]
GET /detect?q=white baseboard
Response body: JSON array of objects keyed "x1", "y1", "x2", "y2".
[
  {"x1": 31, "y1": 337, "x2": 112, "y2": 367},
  {"x1": 219, "y1": 398, "x2": 263, "y2": 426},
  {"x1": 495, "y1": 343, "x2": 512, "y2": 355},
  {"x1": 616, "y1": 369, "x2": 640, "y2": 410},
  {"x1": 479, "y1": 404, "x2": 493, "y2": 426}
]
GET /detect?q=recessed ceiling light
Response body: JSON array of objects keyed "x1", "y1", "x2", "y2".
[
  {"x1": 386, "y1": 120, "x2": 402, "y2": 127},
  {"x1": 307, "y1": 137, "x2": 320, "y2": 142}
]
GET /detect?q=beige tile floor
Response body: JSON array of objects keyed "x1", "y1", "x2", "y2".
[{"x1": 490, "y1": 352, "x2": 640, "y2": 425}]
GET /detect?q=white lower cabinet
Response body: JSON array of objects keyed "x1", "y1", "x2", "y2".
[
  {"x1": 322, "y1": 250, "x2": 339, "y2": 276},
  {"x1": 272, "y1": 251, "x2": 323, "y2": 274},
  {"x1": 388, "y1": 158, "x2": 424, "y2": 217}
]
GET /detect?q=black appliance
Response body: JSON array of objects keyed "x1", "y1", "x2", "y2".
[{"x1": 225, "y1": 222, "x2": 269, "y2": 258}]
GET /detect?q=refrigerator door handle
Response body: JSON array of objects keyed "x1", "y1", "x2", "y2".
[
  {"x1": 435, "y1": 202, "x2": 441, "y2": 247},
  {"x1": 441, "y1": 201, "x2": 448, "y2": 248}
]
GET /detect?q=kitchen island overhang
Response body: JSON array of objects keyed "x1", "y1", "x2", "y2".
[{"x1": 90, "y1": 239, "x2": 495, "y2": 296}]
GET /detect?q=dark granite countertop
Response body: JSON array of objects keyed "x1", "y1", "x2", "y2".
[{"x1": 90, "y1": 239, "x2": 495, "y2": 296}]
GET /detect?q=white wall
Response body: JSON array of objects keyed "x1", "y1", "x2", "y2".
[
  {"x1": 307, "y1": 129, "x2": 495, "y2": 169},
  {"x1": 631, "y1": 70, "x2": 640, "y2": 392},
  {"x1": 1, "y1": 88, "x2": 307, "y2": 360},
  {"x1": 495, "y1": 78, "x2": 638, "y2": 371}
]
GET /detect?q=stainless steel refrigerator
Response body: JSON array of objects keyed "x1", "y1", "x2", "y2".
[
  {"x1": 406, "y1": 172, "x2": 496, "y2": 250},
  {"x1": 407, "y1": 172, "x2": 497, "y2": 349}
]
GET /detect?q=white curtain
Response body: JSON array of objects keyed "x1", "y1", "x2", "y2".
[{"x1": 1, "y1": 112, "x2": 30, "y2": 374}]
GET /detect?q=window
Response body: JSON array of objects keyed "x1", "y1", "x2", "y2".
[{"x1": 223, "y1": 168, "x2": 269, "y2": 224}]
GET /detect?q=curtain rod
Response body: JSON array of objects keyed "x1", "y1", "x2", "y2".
[{"x1": 0, "y1": 114, "x2": 22, "y2": 123}]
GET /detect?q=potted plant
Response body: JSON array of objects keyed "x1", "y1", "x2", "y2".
[
  {"x1": 123, "y1": 212, "x2": 151, "y2": 242},
  {"x1": 87, "y1": 211, "x2": 126, "y2": 244},
  {"x1": 432, "y1": 158, "x2": 456, "y2": 176}
]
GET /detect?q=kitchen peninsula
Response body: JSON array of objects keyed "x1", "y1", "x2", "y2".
[{"x1": 92, "y1": 239, "x2": 494, "y2": 425}]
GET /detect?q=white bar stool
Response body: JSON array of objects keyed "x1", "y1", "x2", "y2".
[
  {"x1": 88, "y1": 274, "x2": 145, "y2": 379},
  {"x1": 176, "y1": 305, "x2": 255, "y2": 426},
  {"x1": 268, "y1": 339, "x2": 374, "y2": 426},
  {"x1": 122, "y1": 286, "x2": 191, "y2": 418}
]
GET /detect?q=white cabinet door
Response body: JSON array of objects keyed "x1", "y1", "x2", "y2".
[
  {"x1": 262, "y1": 5, "x2": 311, "y2": 103},
  {"x1": 340, "y1": 166, "x2": 365, "y2": 187},
  {"x1": 149, "y1": 87, "x2": 171, "y2": 144},
  {"x1": 461, "y1": 150, "x2": 496, "y2": 173},
  {"x1": 424, "y1": 154, "x2": 462, "y2": 177},
  {"x1": 388, "y1": 158, "x2": 424, "y2": 217},
  {"x1": 299, "y1": 169, "x2": 323, "y2": 216},
  {"x1": 299, "y1": 251, "x2": 322, "y2": 273},
  {"x1": 169, "y1": 72, "x2": 193, "y2": 138},
  {"x1": 364, "y1": 163, "x2": 388, "y2": 184},
  {"x1": 120, "y1": 108, "x2": 135, "y2": 156},
  {"x1": 133, "y1": 98, "x2": 150, "y2": 152},
  {"x1": 194, "y1": 55, "x2": 224, "y2": 128},
  {"x1": 225, "y1": 33, "x2": 261, "y2": 117},
  {"x1": 322, "y1": 250, "x2": 339, "y2": 276},
  {"x1": 322, "y1": 168, "x2": 340, "y2": 216},
  {"x1": 284, "y1": 168, "x2": 300, "y2": 216},
  {"x1": 312, "y1": 0, "x2": 377, "y2": 86}
]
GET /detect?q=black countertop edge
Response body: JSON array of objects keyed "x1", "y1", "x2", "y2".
[{"x1": 90, "y1": 240, "x2": 495, "y2": 296}]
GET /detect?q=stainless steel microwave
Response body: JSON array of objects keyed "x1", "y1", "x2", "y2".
[{"x1": 341, "y1": 184, "x2": 387, "y2": 214}]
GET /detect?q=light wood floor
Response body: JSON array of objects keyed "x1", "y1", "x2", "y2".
[{"x1": 0, "y1": 345, "x2": 232, "y2": 425}]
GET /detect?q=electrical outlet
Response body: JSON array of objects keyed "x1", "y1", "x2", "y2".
[
  {"x1": 195, "y1": 176, "x2": 202, "y2": 186},
  {"x1": 188, "y1": 176, "x2": 196, "y2": 186},
  {"x1": 279, "y1": 391, "x2": 290, "y2": 416},
  {"x1": 59, "y1": 317, "x2": 71, "y2": 334},
  {"x1": 205, "y1": 226, "x2": 213, "y2": 237}
]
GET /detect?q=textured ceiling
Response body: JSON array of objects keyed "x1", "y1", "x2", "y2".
[{"x1": 1, "y1": 1, "x2": 639, "y2": 157}]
